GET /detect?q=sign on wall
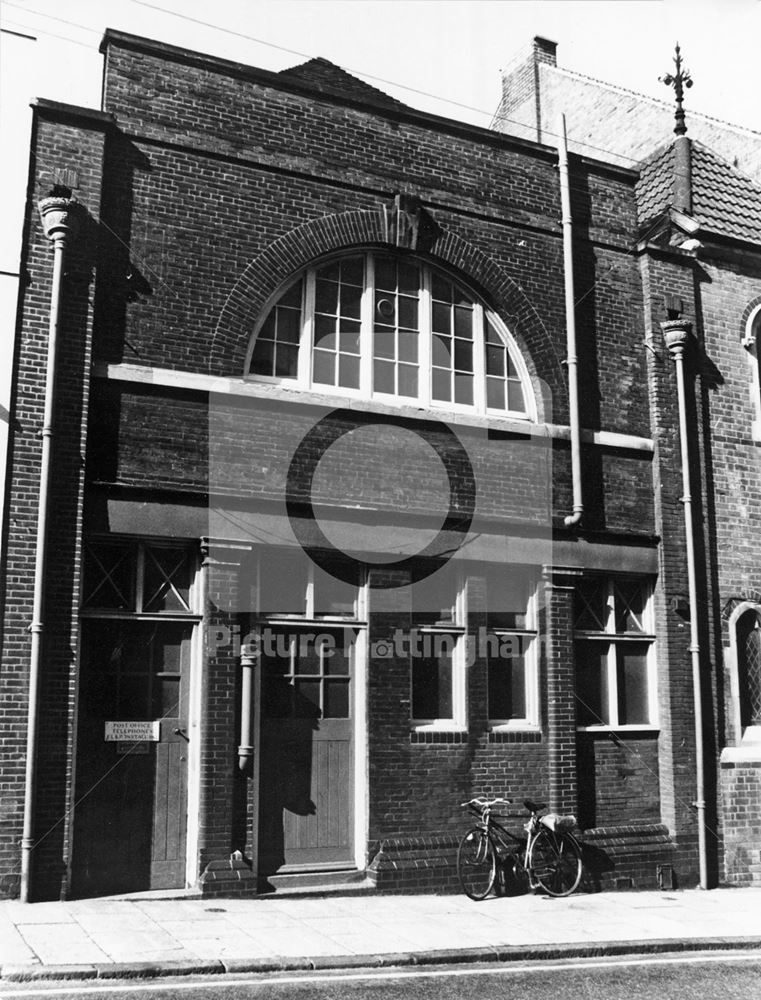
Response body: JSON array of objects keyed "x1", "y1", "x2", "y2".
[{"x1": 104, "y1": 720, "x2": 161, "y2": 742}]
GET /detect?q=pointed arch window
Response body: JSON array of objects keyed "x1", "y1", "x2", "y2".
[{"x1": 245, "y1": 252, "x2": 534, "y2": 419}]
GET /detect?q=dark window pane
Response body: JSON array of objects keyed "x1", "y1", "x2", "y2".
[
  {"x1": 398, "y1": 295, "x2": 418, "y2": 330},
  {"x1": 314, "y1": 567, "x2": 357, "y2": 618},
  {"x1": 432, "y1": 368, "x2": 451, "y2": 401},
  {"x1": 488, "y1": 648, "x2": 526, "y2": 720},
  {"x1": 375, "y1": 294, "x2": 396, "y2": 324},
  {"x1": 454, "y1": 305, "x2": 473, "y2": 339},
  {"x1": 375, "y1": 257, "x2": 396, "y2": 293},
  {"x1": 432, "y1": 334, "x2": 451, "y2": 368},
  {"x1": 250, "y1": 340, "x2": 274, "y2": 376},
  {"x1": 257, "y1": 312, "x2": 276, "y2": 341},
  {"x1": 323, "y1": 680, "x2": 350, "y2": 718},
  {"x1": 397, "y1": 260, "x2": 419, "y2": 294},
  {"x1": 263, "y1": 674, "x2": 292, "y2": 718},
  {"x1": 295, "y1": 640, "x2": 320, "y2": 675},
  {"x1": 399, "y1": 330, "x2": 417, "y2": 363},
  {"x1": 454, "y1": 373, "x2": 473, "y2": 405},
  {"x1": 338, "y1": 354, "x2": 360, "y2": 389},
  {"x1": 323, "y1": 633, "x2": 350, "y2": 674},
  {"x1": 83, "y1": 543, "x2": 135, "y2": 611},
  {"x1": 374, "y1": 359, "x2": 395, "y2": 394},
  {"x1": 412, "y1": 653, "x2": 453, "y2": 720},
  {"x1": 277, "y1": 307, "x2": 301, "y2": 345},
  {"x1": 507, "y1": 380, "x2": 526, "y2": 412},
  {"x1": 339, "y1": 324, "x2": 360, "y2": 353},
  {"x1": 432, "y1": 301, "x2": 450, "y2": 334},
  {"x1": 294, "y1": 680, "x2": 321, "y2": 718},
  {"x1": 341, "y1": 256, "x2": 364, "y2": 286},
  {"x1": 454, "y1": 339, "x2": 473, "y2": 372},
  {"x1": 316, "y1": 261, "x2": 339, "y2": 282},
  {"x1": 153, "y1": 677, "x2": 180, "y2": 718},
  {"x1": 486, "y1": 344, "x2": 505, "y2": 377},
  {"x1": 341, "y1": 284, "x2": 362, "y2": 319},
  {"x1": 575, "y1": 640, "x2": 610, "y2": 725},
  {"x1": 431, "y1": 273, "x2": 451, "y2": 303},
  {"x1": 279, "y1": 279, "x2": 303, "y2": 309},
  {"x1": 617, "y1": 643, "x2": 650, "y2": 724},
  {"x1": 144, "y1": 548, "x2": 192, "y2": 613},
  {"x1": 313, "y1": 313, "x2": 337, "y2": 350},
  {"x1": 486, "y1": 377, "x2": 505, "y2": 410},
  {"x1": 259, "y1": 554, "x2": 307, "y2": 615},
  {"x1": 485, "y1": 566, "x2": 531, "y2": 629},
  {"x1": 574, "y1": 579, "x2": 608, "y2": 631},
  {"x1": 485, "y1": 316, "x2": 502, "y2": 346},
  {"x1": 275, "y1": 344, "x2": 298, "y2": 377},
  {"x1": 315, "y1": 279, "x2": 339, "y2": 315},
  {"x1": 374, "y1": 328, "x2": 395, "y2": 360},
  {"x1": 398, "y1": 364, "x2": 418, "y2": 398},
  {"x1": 313, "y1": 349, "x2": 335, "y2": 385},
  {"x1": 614, "y1": 580, "x2": 647, "y2": 633}
]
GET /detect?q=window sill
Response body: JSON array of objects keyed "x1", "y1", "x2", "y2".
[
  {"x1": 576, "y1": 725, "x2": 659, "y2": 734},
  {"x1": 409, "y1": 730, "x2": 468, "y2": 745},
  {"x1": 488, "y1": 729, "x2": 542, "y2": 744}
]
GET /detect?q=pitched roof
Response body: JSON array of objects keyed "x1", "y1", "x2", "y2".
[
  {"x1": 635, "y1": 138, "x2": 761, "y2": 245},
  {"x1": 278, "y1": 57, "x2": 409, "y2": 111},
  {"x1": 636, "y1": 142, "x2": 675, "y2": 227},
  {"x1": 691, "y1": 142, "x2": 761, "y2": 244}
]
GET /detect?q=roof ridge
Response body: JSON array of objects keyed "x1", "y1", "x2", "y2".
[{"x1": 545, "y1": 63, "x2": 761, "y2": 139}]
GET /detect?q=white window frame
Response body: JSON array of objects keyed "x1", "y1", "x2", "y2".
[
  {"x1": 487, "y1": 581, "x2": 540, "y2": 731},
  {"x1": 742, "y1": 305, "x2": 761, "y2": 443},
  {"x1": 243, "y1": 251, "x2": 536, "y2": 421},
  {"x1": 410, "y1": 574, "x2": 467, "y2": 732},
  {"x1": 574, "y1": 577, "x2": 658, "y2": 732}
]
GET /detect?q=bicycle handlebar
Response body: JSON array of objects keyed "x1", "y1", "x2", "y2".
[{"x1": 460, "y1": 797, "x2": 513, "y2": 808}]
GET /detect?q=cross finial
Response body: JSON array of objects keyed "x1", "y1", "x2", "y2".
[{"x1": 660, "y1": 43, "x2": 693, "y2": 136}]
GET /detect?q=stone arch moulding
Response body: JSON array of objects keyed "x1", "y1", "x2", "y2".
[{"x1": 210, "y1": 208, "x2": 563, "y2": 418}]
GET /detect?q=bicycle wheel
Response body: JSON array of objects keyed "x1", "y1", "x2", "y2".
[
  {"x1": 528, "y1": 828, "x2": 582, "y2": 897},
  {"x1": 457, "y1": 827, "x2": 496, "y2": 900}
]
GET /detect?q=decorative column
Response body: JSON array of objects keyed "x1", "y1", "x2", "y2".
[
  {"x1": 21, "y1": 196, "x2": 80, "y2": 902},
  {"x1": 542, "y1": 565, "x2": 582, "y2": 816}
]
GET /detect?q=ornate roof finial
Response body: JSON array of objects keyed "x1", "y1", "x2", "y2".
[{"x1": 660, "y1": 43, "x2": 693, "y2": 136}]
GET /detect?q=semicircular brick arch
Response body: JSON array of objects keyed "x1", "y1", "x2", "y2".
[{"x1": 211, "y1": 209, "x2": 564, "y2": 419}]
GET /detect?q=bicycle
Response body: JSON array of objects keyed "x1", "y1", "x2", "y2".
[{"x1": 457, "y1": 797, "x2": 583, "y2": 900}]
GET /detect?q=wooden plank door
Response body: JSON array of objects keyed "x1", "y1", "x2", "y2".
[
  {"x1": 71, "y1": 620, "x2": 191, "y2": 896},
  {"x1": 258, "y1": 626, "x2": 354, "y2": 874}
]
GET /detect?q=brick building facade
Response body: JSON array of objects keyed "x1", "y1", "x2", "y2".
[{"x1": 1, "y1": 29, "x2": 760, "y2": 900}]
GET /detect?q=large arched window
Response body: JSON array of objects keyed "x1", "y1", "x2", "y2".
[
  {"x1": 245, "y1": 252, "x2": 534, "y2": 418},
  {"x1": 743, "y1": 304, "x2": 761, "y2": 441}
]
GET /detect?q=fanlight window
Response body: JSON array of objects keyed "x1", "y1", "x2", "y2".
[{"x1": 246, "y1": 253, "x2": 533, "y2": 417}]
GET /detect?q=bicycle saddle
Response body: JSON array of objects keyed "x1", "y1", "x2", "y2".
[{"x1": 524, "y1": 799, "x2": 547, "y2": 813}]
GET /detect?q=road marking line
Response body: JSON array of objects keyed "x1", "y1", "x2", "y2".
[{"x1": 6, "y1": 951, "x2": 761, "y2": 997}]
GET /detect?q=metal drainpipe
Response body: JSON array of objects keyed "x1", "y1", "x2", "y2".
[
  {"x1": 662, "y1": 317, "x2": 708, "y2": 890},
  {"x1": 238, "y1": 650, "x2": 255, "y2": 773},
  {"x1": 557, "y1": 114, "x2": 583, "y2": 527},
  {"x1": 20, "y1": 196, "x2": 80, "y2": 902}
]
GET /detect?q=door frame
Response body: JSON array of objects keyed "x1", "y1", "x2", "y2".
[{"x1": 251, "y1": 587, "x2": 368, "y2": 878}]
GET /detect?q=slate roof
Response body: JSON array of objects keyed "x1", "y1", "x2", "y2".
[
  {"x1": 635, "y1": 138, "x2": 761, "y2": 245},
  {"x1": 279, "y1": 57, "x2": 409, "y2": 111}
]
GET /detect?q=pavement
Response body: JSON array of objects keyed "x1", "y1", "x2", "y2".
[{"x1": 1, "y1": 886, "x2": 761, "y2": 982}]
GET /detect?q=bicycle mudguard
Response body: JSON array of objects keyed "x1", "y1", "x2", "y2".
[{"x1": 539, "y1": 813, "x2": 577, "y2": 832}]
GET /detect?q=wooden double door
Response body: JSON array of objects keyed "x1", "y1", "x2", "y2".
[
  {"x1": 257, "y1": 626, "x2": 356, "y2": 874},
  {"x1": 71, "y1": 620, "x2": 191, "y2": 897}
]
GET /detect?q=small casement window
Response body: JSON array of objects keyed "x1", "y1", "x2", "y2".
[
  {"x1": 82, "y1": 540, "x2": 196, "y2": 616},
  {"x1": 485, "y1": 565, "x2": 539, "y2": 729},
  {"x1": 256, "y1": 550, "x2": 362, "y2": 621},
  {"x1": 245, "y1": 252, "x2": 534, "y2": 418},
  {"x1": 742, "y1": 305, "x2": 761, "y2": 440},
  {"x1": 409, "y1": 565, "x2": 466, "y2": 730},
  {"x1": 736, "y1": 608, "x2": 761, "y2": 731},
  {"x1": 573, "y1": 577, "x2": 657, "y2": 729}
]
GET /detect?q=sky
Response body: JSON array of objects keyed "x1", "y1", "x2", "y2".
[{"x1": 0, "y1": 0, "x2": 760, "y2": 407}]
